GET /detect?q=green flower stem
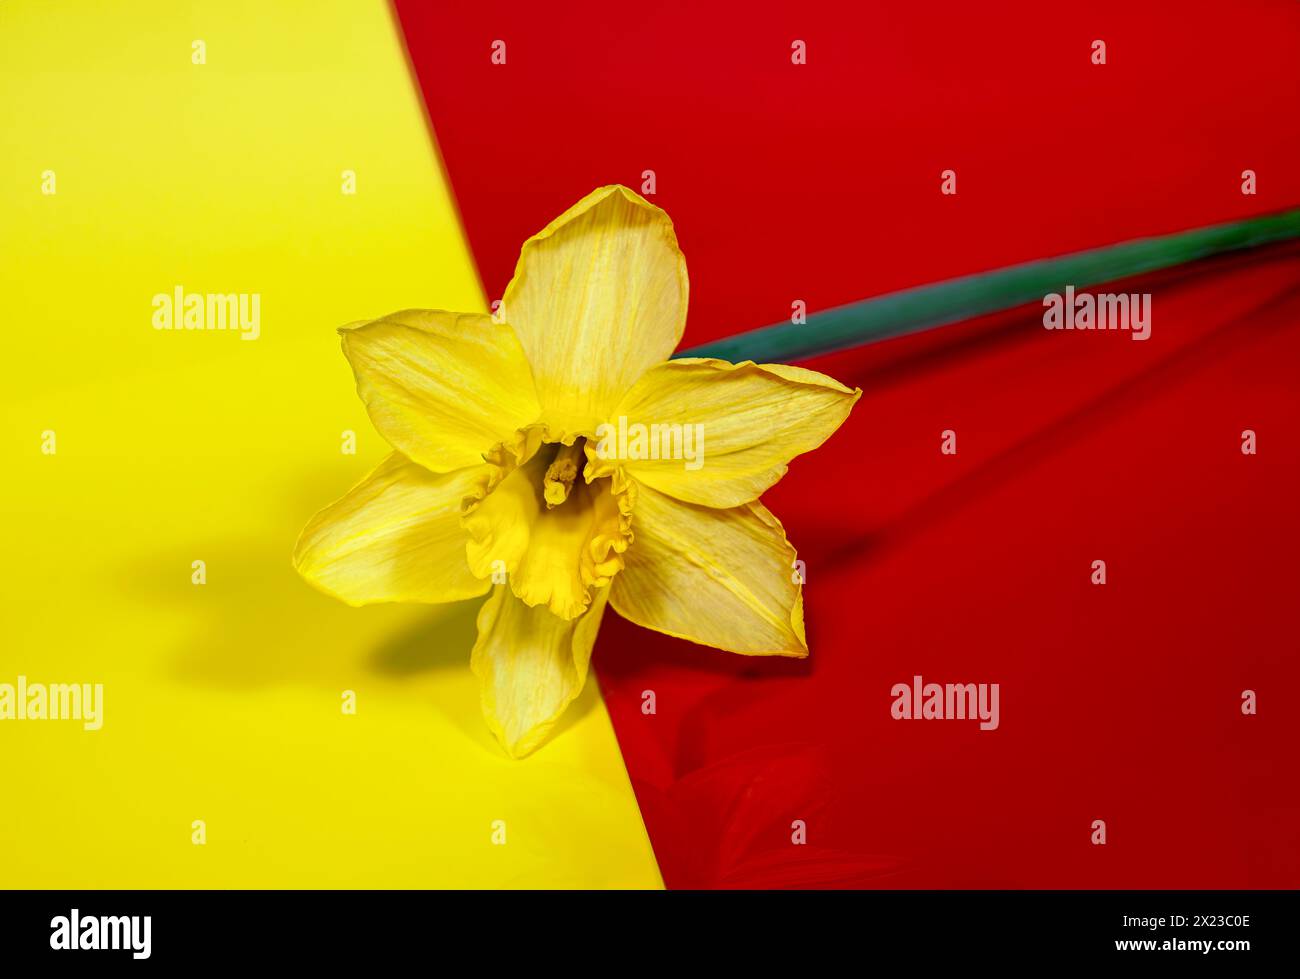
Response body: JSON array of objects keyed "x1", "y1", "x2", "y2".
[{"x1": 678, "y1": 208, "x2": 1300, "y2": 363}]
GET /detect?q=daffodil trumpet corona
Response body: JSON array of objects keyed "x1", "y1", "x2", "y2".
[{"x1": 293, "y1": 185, "x2": 860, "y2": 757}]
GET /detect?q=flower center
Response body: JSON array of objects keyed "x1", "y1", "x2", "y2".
[
  {"x1": 461, "y1": 426, "x2": 635, "y2": 619},
  {"x1": 542, "y1": 438, "x2": 586, "y2": 508}
]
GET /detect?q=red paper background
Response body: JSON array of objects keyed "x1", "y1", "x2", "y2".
[{"x1": 394, "y1": 0, "x2": 1300, "y2": 886}]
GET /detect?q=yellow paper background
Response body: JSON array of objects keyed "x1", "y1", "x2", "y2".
[{"x1": 0, "y1": 0, "x2": 661, "y2": 888}]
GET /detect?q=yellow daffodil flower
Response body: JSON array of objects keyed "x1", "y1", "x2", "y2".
[{"x1": 293, "y1": 185, "x2": 860, "y2": 757}]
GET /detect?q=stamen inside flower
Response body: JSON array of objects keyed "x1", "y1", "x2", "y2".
[{"x1": 542, "y1": 438, "x2": 586, "y2": 508}]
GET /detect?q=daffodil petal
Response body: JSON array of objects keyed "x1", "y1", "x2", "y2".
[
  {"x1": 293, "y1": 453, "x2": 492, "y2": 606},
  {"x1": 471, "y1": 584, "x2": 609, "y2": 758},
  {"x1": 340, "y1": 309, "x2": 541, "y2": 473},
  {"x1": 610, "y1": 484, "x2": 806, "y2": 655},
  {"x1": 502, "y1": 186, "x2": 688, "y2": 437},
  {"x1": 589, "y1": 357, "x2": 860, "y2": 508}
]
